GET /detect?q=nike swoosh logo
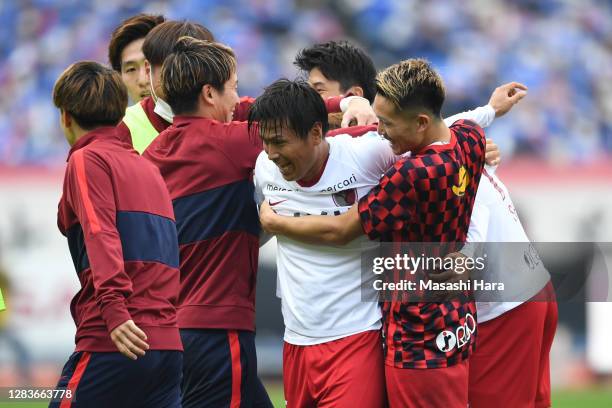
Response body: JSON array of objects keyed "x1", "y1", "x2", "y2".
[{"x1": 269, "y1": 199, "x2": 288, "y2": 206}]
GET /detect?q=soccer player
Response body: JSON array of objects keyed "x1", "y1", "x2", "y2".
[
  {"x1": 117, "y1": 20, "x2": 215, "y2": 153},
  {"x1": 257, "y1": 59, "x2": 489, "y2": 408},
  {"x1": 50, "y1": 61, "x2": 182, "y2": 407},
  {"x1": 462, "y1": 170, "x2": 557, "y2": 408},
  {"x1": 108, "y1": 13, "x2": 165, "y2": 104}
]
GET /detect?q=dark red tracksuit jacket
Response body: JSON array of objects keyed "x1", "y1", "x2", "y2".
[
  {"x1": 57, "y1": 127, "x2": 182, "y2": 352},
  {"x1": 141, "y1": 96, "x2": 343, "y2": 331},
  {"x1": 143, "y1": 117, "x2": 263, "y2": 331}
]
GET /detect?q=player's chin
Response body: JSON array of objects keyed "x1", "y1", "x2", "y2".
[{"x1": 277, "y1": 163, "x2": 296, "y2": 180}]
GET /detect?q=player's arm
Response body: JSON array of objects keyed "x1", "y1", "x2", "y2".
[
  {"x1": 253, "y1": 156, "x2": 275, "y2": 247},
  {"x1": 66, "y1": 150, "x2": 148, "y2": 360},
  {"x1": 443, "y1": 82, "x2": 528, "y2": 128},
  {"x1": 260, "y1": 201, "x2": 363, "y2": 246},
  {"x1": 260, "y1": 162, "x2": 411, "y2": 246},
  {"x1": 233, "y1": 96, "x2": 256, "y2": 122},
  {"x1": 444, "y1": 82, "x2": 526, "y2": 167}
]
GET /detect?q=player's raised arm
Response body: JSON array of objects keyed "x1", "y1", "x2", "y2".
[{"x1": 443, "y1": 81, "x2": 528, "y2": 128}]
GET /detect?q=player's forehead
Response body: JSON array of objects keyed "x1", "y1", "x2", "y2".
[
  {"x1": 227, "y1": 71, "x2": 238, "y2": 84},
  {"x1": 121, "y1": 38, "x2": 146, "y2": 65},
  {"x1": 308, "y1": 67, "x2": 339, "y2": 88},
  {"x1": 373, "y1": 94, "x2": 397, "y2": 120}
]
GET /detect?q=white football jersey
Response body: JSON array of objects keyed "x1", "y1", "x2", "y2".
[
  {"x1": 255, "y1": 133, "x2": 395, "y2": 345},
  {"x1": 467, "y1": 167, "x2": 550, "y2": 323}
]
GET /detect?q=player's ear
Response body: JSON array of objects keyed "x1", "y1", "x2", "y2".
[
  {"x1": 310, "y1": 122, "x2": 323, "y2": 145},
  {"x1": 144, "y1": 60, "x2": 151, "y2": 82},
  {"x1": 416, "y1": 114, "x2": 430, "y2": 132},
  {"x1": 201, "y1": 84, "x2": 215, "y2": 106},
  {"x1": 61, "y1": 109, "x2": 72, "y2": 129},
  {"x1": 346, "y1": 85, "x2": 364, "y2": 98}
]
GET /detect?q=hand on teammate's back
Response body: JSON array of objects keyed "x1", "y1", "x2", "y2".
[
  {"x1": 110, "y1": 319, "x2": 149, "y2": 360},
  {"x1": 488, "y1": 81, "x2": 528, "y2": 117},
  {"x1": 341, "y1": 97, "x2": 377, "y2": 128}
]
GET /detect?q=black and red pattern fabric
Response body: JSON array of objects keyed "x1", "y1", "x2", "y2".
[{"x1": 358, "y1": 119, "x2": 486, "y2": 369}]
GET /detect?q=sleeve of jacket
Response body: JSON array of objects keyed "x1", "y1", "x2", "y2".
[
  {"x1": 222, "y1": 121, "x2": 264, "y2": 174},
  {"x1": 233, "y1": 96, "x2": 256, "y2": 122},
  {"x1": 66, "y1": 149, "x2": 133, "y2": 333}
]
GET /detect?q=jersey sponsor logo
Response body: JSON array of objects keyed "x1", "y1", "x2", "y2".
[
  {"x1": 435, "y1": 313, "x2": 476, "y2": 352},
  {"x1": 265, "y1": 184, "x2": 294, "y2": 192},
  {"x1": 436, "y1": 330, "x2": 457, "y2": 352},
  {"x1": 332, "y1": 188, "x2": 357, "y2": 207},
  {"x1": 320, "y1": 174, "x2": 357, "y2": 193},
  {"x1": 452, "y1": 166, "x2": 469, "y2": 197}
]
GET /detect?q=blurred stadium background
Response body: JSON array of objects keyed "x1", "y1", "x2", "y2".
[{"x1": 0, "y1": 0, "x2": 611, "y2": 406}]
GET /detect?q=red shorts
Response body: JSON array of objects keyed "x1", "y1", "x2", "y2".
[
  {"x1": 385, "y1": 360, "x2": 469, "y2": 408},
  {"x1": 283, "y1": 330, "x2": 385, "y2": 408},
  {"x1": 469, "y1": 282, "x2": 558, "y2": 408}
]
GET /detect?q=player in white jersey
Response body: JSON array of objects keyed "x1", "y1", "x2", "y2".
[
  {"x1": 462, "y1": 166, "x2": 557, "y2": 408},
  {"x1": 249, "y1": 78, "x2": 519, "y2": 408}
]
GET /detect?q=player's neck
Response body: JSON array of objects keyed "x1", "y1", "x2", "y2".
[{"x1": 186, "y1": 104, "x2": 223, "y2": 122}]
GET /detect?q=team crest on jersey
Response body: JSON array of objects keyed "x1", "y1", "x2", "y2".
[
  {"x1": 452, "y1": 166, "x2": 469, "y2": 197},
  {"x1": 332, "y1": 188, "x2": 357, "y2": 207}
]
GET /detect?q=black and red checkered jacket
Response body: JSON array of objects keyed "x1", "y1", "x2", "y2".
[{"x1": 358, "y1": 119, "x2": 486, "y2": 369}]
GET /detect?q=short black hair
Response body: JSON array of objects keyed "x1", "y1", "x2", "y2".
[
  {"x1": 294, "y1": 41, "x2": 377, "y2": 103},
  {"x1": 108, "y1": 14, "x2": 165, "y2": 72},
  {"x1": 248, "y1": 79, "x2": 329, "y2": 140},
  {"x1": 142, "y1": 20, "x2": 214, "y2": 67}
]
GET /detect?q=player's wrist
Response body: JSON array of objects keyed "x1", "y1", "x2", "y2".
[{"x1": 260, "y1": 208, "x2": 281, "y2": 234}]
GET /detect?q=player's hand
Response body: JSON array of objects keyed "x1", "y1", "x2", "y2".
[
  {"x1": 488, "y1": 82, "x2": 528, "y2": 118},
  {"x1": 110, "y1": 320, "x2": 149, "y2": 360},
  {"x1": 328, "y1": 112, "x2": 343, "y2": 130},
  {"x1": 485, "y1": 138, "x2": 501, "y2": 167},
  {"x1": 427, "y1": 252, "x2": 472, "y2": 302},
  {"x1": 259, "y1": 200, "x2": 278, "y2": 234},
  {"x1": 342, "y1": 97, "x2": 377, "y2": 128}
]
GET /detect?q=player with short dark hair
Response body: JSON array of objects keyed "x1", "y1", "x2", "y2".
[
  {"x1": 117, "y1": 20, "x2": 215, "y2": 153},
  {"x1": 294, "y1": 40, "x2": 377, "y2": 103},
  {"x1": 258, "y1": 59, "x2": 488, "y2": 408},
  {"x1": 50, "y1": 61, "x2": 182, "y2": 408},
  {"x1": 249, "y1": 79, "x2": 389, "y2": 407},
  {"x1": 108, "y1": 13, "x2": 165, "y2": 103}
]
